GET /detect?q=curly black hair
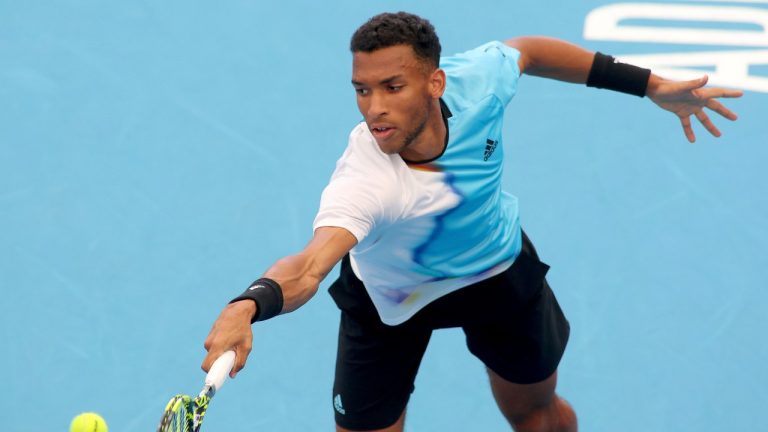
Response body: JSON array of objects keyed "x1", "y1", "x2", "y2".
[{"x1": 350, "y1": 12, "x2": 441, "y2": 69}]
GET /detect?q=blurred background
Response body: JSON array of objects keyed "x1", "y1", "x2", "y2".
[{"x1": 1, "y1": 0, "x2": 766, "y2": 430}]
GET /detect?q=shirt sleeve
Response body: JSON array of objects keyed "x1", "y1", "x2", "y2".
[
  {"x1": 441, "y1": 41, "x2": 522, "y2": 107},
  {"x1": 313, "y1": 172, "x2": 381, "y2": 243},
  {"x1": 483, "y1": 41, "x2": 522, "y2": 105},
  {"x1": 312, "y1": 126, "x2": 399, "y2": 243}
]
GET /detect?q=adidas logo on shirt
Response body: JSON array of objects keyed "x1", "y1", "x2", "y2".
[{"x1": 484, "y1": 139, "x2": 498, "y2": 161}]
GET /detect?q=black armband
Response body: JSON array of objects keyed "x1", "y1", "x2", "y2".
[
  {"x1": 229, "y1": 278, "x2": 284, "y2": 323},
  {"x1": 586, "y1": 52, "x2": 651, "y2": 97}
]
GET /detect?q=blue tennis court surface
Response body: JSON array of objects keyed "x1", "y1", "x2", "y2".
[{"x1": 1, "y1": 1, "x2": 766, "y2": 430}]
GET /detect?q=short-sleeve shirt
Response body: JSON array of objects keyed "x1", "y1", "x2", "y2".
[{"x1": 314, "y1": 41, "x2": 524, "y2": 325}]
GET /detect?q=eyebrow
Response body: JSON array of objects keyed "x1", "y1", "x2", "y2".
[{"x1": 351, "y1": 75, "x2": 404, "y2": 86}]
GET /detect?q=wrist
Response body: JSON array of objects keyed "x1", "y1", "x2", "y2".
[
  {"x1": 229, "y1": 277, "x2": 284, "y2": 323},
  {"x1": 227, "y1": 299, "x2": 258, "y2": 321},
  {"x1": 645, "y1": 74, "x2": 664, "y2": 98},
  {"x1": 586, "y1": 52, "x2": 651, "y2": 97}
]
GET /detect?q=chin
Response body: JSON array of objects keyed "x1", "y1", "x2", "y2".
[{"x1": 375, "y1": 140, "x2": 404, "y2": 155}]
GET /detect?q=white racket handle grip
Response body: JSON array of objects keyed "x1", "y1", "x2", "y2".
[{"x1": 205, "y1": 350, "x2": 236, "y2": 392}]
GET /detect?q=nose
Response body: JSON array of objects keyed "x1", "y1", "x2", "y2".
[{"x1": 366, "y1": 92, "x2": 388, "y2": 119}]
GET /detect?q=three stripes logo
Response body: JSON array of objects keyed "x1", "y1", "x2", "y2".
[
  {"x1": 484, "y1": 139, "x2": 498, "y2": 161},
  {"x1": 334, "y1": 394, "x2": 346, "y2": 415}
]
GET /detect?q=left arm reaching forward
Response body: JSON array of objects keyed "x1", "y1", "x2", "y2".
[{"x1": 505, "y1": 36, "x2": 743, "y2": 143}]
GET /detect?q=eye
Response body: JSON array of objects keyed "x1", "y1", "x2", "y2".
[
  {"x1": 388, "y1": 85, "x2": 403, "y2": 92},
  {"x1": 355, "y1": 88, "x2": 369, "y2": 96}
]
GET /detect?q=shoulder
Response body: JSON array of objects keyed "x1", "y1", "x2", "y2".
[
  {"x1": 440, "y1": 41, "x2": 522, "y2": 109},
  {"x1": 340, "y1": 122, "x2": 391, "y2": 167},
  {"x1": 349, "y1": 121, "x2": 370, "y2": 141},
  {"x1": 317, "y1": 123, "x2": 406, "y2": 231},
  {"x1": 441, "y1": 41, "x2": 521, "y2": 78},
  {"x1": 331, "y1": 122, "x2": 403, "y2": 192}
]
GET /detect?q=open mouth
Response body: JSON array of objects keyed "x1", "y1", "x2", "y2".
[{"x1": 371, "y1": 126, "x2": 395, "y2": 139}]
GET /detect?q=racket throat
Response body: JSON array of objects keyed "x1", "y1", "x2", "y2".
[{"x1": 198, "y1": 384, "x2": 215, "y2": 399}]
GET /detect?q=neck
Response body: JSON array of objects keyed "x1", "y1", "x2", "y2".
[{"x1": 399, "y1": 99, "x2": 446, "y2": 163}]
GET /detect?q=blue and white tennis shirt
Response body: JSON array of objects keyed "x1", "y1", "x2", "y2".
[{"x1": 314, "y1": 41, "x2": 524, "y2": 325}]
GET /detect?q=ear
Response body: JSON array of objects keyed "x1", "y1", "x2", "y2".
[{"x1": 428, "y1": 68, "x2": 446, "y2": 98}]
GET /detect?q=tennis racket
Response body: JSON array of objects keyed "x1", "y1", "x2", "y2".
[{"x1": 156, "y1": 350, "x2": 236, "y2": 432}]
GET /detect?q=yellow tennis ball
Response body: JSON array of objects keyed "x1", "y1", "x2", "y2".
[{"x1": 69, "y1": 412, "x2": 108, "y2": 432}]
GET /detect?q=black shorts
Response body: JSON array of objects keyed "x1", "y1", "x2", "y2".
[{"x1": 328, "y1": 232, "x2": 570, "y2": 431}]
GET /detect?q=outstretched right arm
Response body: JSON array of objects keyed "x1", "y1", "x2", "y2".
[{"x1": 201, "y1": 226, "x2": 357, "y2": 376}]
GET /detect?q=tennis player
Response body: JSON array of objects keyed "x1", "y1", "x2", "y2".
[{"x1": 202, "y1": 12, "x2": 742, "y2": 432}]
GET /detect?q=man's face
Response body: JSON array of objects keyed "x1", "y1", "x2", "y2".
[{"x1": 352, "y1": 45, "x2": 438, "y2": 155}]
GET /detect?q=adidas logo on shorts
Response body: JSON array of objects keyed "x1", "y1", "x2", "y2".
[{"x1": 334, "y1": 394, "x2": 346, "y2": 415}]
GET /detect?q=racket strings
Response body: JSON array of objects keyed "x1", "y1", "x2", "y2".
[
  {"x1": 158, "y1": 384, "x2": 217, "y2": 431},
  {"x1": 157, "y1": 395, "x2": 192, "y2": 432}
]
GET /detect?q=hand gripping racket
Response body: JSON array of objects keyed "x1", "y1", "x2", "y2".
[{"x1": 156, "y1": 350, "x2": 236, "y2": 432}]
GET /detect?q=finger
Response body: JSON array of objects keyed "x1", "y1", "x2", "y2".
[
  {"x1": 695, "y1": 111, "x2": 721, "y2": 137},
  {"x1": 681, "y1": 74, "x2": 708, "y2": 91},
  {"x1": 697, "y1": 87, "x2": 744, "y2": 100},
  {"x1": 706, "y1": 99, "x2": 738, "y2": 121},
  {"x1": 203, "y1": 332, "x2": 214, "y2": 351},
  {"x1": 231, "y1": 344, "x2": 252, "y2": 378},
  {"x1": 680, "y1": 115, "x2": 696, "y2": 143},
  {"x1": 201, "y1": 349, "x2": 220, "y2": 373}
]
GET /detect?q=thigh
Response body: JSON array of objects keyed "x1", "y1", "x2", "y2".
[
  {"x1": 333, "y1": 310, "x2": 432, "y2": 431},
  {"x1": 462, "y1": 232, "x2": 571, "y2": 384}
]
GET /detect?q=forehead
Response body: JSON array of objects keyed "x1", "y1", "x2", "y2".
[{"x1": 352, "y1": 45, "x2": 426, "y2": 81}]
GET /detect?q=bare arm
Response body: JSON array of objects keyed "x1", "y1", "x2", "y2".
[
  {"x1": 201, "y1": 226, "x2": 357, "y2": 376},
  {"x1": 263, "y1": 226, "x2": 358, "y2": 314},
  {"x1": 505, "y1": 36, "x2": 594, "y2": 83},
  {"x1": 504, "y1": 36, "x2": 743, "y2": 142}
]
